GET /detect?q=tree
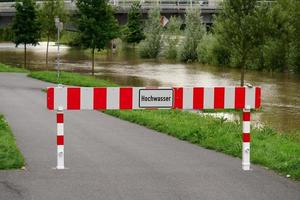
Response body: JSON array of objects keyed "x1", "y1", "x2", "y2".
[
  {"x1": 124, "y1": 1, "x2": 145, "y2": 44},
  {"x1": 179, "y1": 8, "x2": 206, "y2": 62},
  {"x1": 138, "y1": 7, "x2": 163, "y2": 58},
  {"x1": 39, "y1": 0, "x2": 67, "y2": 69},
  {"x1": 76, "y1": 0, "x2": 119, "y2": 75},
  {"x1": 214, "y1": 0, "x2": 259, "y2": 86},
  {"x1": 12, "y1": 0, "x2": 41, "y2": 68},
  {"x1": 164, "y1": 16, "x2": 181, "y2": 60}
]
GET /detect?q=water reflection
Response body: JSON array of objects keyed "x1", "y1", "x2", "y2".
[{"x1": 1, "y1": 42, "x2": 300, "y2": 132}]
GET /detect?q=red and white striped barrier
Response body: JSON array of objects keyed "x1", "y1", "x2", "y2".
[
  {"x1": 47, "y1": 86, "x2": 261, "y2": 110},
  {"x1": 47, "y1": 85, "x2": 261, "y2": 170}
]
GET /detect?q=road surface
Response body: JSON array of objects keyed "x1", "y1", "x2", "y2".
[{"x1": 0, "y1": 73, "x2": 299, "y2": 200}]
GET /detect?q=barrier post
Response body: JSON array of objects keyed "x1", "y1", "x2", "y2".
[
  {"x1": 242, "y1": 105, "x2": 251, "y2": 171},
  {"x1": 56, "y1": 107, "x2": 64, "y2": 169}
]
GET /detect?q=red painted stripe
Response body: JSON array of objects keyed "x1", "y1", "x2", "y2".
[
  {"x1": 193, "y1": 87, "x2": 204, "y2": 109},
  {"x1": 243, "y1": 112, "x2": 250, "y2": 121},
  {"x1": 214, "y1": 87, "x2": 225, "y2": 109},
  {"x1": 67, "y1": 88, "x2": 81, "y2": 110},
  {"x1": 235, "y1": 87, "x2": 245, "y2": 109},
  {"x1": 47, "y1": 88, "x2": 54, "y2": 110},
  {"x1": 57, "y1": 135, "x2": 64, "y2": 145},
  {"x1": 255, "y1": 87, "x2": 261, "y2": 109},
  {"x1": 93, "y1": 88, "x2": 107, "y2": 110},
  {"x1": 243, "y1": 133, "x2": 250, "y2": 142},
  {"x1": 173, "y1": 87, "x2": 183, "y2": 109},
  {"x1": 120, "y1": 88, "x2": 133, "y2": 109},
  {"x1": 57, "y1": 113, "x2": 64, "y2": 123}
]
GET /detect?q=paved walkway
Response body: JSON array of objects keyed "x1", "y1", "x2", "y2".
[{"x1": 0, "y1": 73, "x2": 299, "y2": 200}]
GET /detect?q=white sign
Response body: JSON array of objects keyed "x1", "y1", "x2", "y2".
[{"x1": 139, "y1": 89, "x2": 173, "y2": 108}]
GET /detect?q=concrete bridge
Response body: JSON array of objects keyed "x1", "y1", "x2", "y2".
[{"x1": 0, "y1": 0, "x2": 222, "y2": 28}]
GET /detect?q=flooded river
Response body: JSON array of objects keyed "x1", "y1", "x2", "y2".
[{"x1": 1, "y1": 42, "x2": 300, "y2": 132}]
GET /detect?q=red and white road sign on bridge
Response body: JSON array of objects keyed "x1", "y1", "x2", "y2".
[{"x1": 47, "y1": 86, "x2": 261, "y2": 171}]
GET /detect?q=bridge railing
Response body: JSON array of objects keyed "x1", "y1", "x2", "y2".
[
  {"x1": 0, "y1": 0, "x2": 221, "y2": 12},
  {"x1": 110, "y1": 0, "x2": 222, "y2": 10}
]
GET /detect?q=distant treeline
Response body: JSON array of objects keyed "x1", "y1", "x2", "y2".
[{"x1": 133, "y1": 0, "x2": 300, "y2": 74}]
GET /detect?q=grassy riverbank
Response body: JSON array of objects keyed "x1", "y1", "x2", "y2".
[
  {"x1": 28, "y1": 70, "x2": 300, "y2": 181},
  {"x1": 0, "y1": 63, "x2": 28, "y2": 73},
  {"x1": 0, "y1": 115, "x2": 25, "y2": 169}
]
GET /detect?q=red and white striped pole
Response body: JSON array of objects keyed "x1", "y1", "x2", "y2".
[
  {"x1": 56, "y1": 107, "x2": 65, "y2": 169},
  {"x1": 242, "y1": 105, "x2": 251, "y2": 171}
]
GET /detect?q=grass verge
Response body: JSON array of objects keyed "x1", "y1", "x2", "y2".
[
  {"x1": 29, "y1": 70, "x2": 300, "y2": 181},
  {"x1": 0, "y1": 63, "x2": 28, "y2": 73},
  {"x1": 0, "y1": 115, "x2": 25, "y2": 169}
]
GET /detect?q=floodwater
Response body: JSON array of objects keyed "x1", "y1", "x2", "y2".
[{"x1": 1, "y1": 42, "x2": 300, "y2": 132}]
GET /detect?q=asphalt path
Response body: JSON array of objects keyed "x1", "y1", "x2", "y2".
[{"x1": 0, "y1": 73, "x2": 299, "y2": 200}]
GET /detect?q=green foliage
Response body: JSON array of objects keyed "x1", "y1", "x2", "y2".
[
  {"x1": 0, "y1": 63, "x2": 28, "y2": 73},
  {"x1": 138, "y1": 7, "x2": 163, "y2": 59},
  {"x1": 209, "y1": 0, "x2": 300, "y2": 74},
  {"x1": 164, "y1": 16, "x2": 181, "y2": 60},
  {"x1": 75, "y1": 0, "x2": 119, "y2": 75},
  {"x1": 0, "y1": 114, "x2": 25, "y2": 169},
  {"x1": 124, "y1": 1, "x2": 145, "y2": 44},
  {"x1": 179, "y1": 8, "x2": 206, "y2": 63},
  {"x1": 12, "y1": 0, "x2": 41, "y2": 47},
  {"x1": 197, "y1": 33, "x2": 216, "y2": 64},
  {"x1": 38, "y1": 0, "x2": 67, "y2": 40},
  {"x1": 38, "y1": 0, "x2": 67, "y2": 68},
  {"x1": 213, "y1": 0, "x2": 259, "y2": 85},
  {"x1": 12, "y1": 0, "x2": 41, "y2": 68},
  {"x1": 0, "y1": 26, "x2": 14, "y2": 41},
  {"x1": 76, "y1": 0, "x2": 119, "y2": 51}
]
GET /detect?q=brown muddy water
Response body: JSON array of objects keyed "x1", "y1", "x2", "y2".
[{"x1": 1, "y1": 42, "x2": 300, "y2": 133}]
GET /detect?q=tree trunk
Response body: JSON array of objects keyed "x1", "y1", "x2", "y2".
[
  {"x1": 46, "y1": 34, "x2": 50, "y2": 70},
  {"x1": 24, "y1": 43, "x2": 27, "y2": 69},
  {"x1": 92, "y1": 48, "x2": 95, "y2": 76}
]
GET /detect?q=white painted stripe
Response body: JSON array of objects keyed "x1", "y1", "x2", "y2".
[
  {"x1": 245, "y1": 87, "x2": 255, "y2": 109},
  {"x1": 243, "y1": 121, "x2": 250, "y2": 133},
  {"x1": 242, "y1": 142, "x2": 250, "y2": 170},
  {"x1": 57, "y1": 123, "x2": 64, "y2": 135},
  {"x1": 107, "y1": 87, "x2": 120, "y2": 109},
  {"x1": 133, "y1": 87, "x2": 143, "y2": 109},
  {"x1": 54, "y1": 87, "x2": 67, "y2": 110},
  {"x1": 204, "y1": 87, "x2": 214, "y2": 109},
  {"x1": 57, "y1": 145, "x2": 64, "y2": 169},
  {"x1": 80, "y1": 87, "x2": 93, "y2": 110},
  {"x1": 183, "y1": 87, "x2": 193, "y2": 110},
  {"x1": 224, "y1": 87, "x2": 235, "y2": 109}
]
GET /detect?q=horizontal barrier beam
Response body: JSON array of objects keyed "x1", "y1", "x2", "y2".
[{"x1": 47, "y1": 86, "x2": 261, "y2": 111}]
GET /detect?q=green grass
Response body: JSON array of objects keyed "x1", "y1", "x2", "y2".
[
  {"x1": 29, "y1": 70, "x2": 300, "y2": 181},
  {"x1": 29, "y1": 71, "x2": 117, "y2": 87},
  {"x1": 0, "y1": 115, "x2": 25, "y2": 169},
  {"x1": 0, "y1": 63, "x2": 28, "y2": 73}
]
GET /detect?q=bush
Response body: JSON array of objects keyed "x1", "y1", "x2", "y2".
[
  {"x1": 197, "y1": 33, "x2": 216, "y2": 64},
  {"x1": 179, "y1": 8, "x2": 206, "y2": 62},
  {"x1": 0, "y1": 26, "x2": 14, "y2": 41},
  {"x1": 138, "y1": 7, "x2": 162, "y2": 59},
  {"x1": 164, "y1": 16, "x2": 181, "y2": 60}
]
